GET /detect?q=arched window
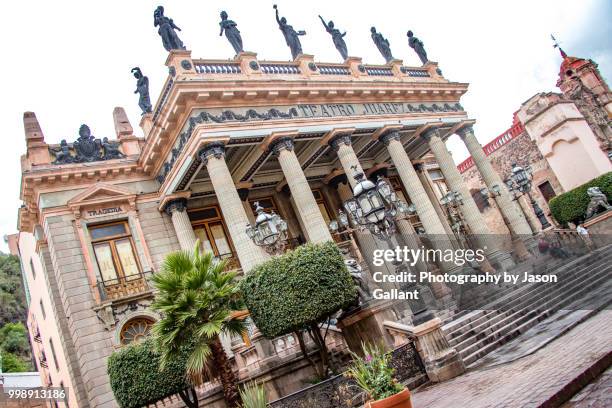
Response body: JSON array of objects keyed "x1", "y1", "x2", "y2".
[{"x1": 119, "y1": 317, "x2": 155, "y2": 345}]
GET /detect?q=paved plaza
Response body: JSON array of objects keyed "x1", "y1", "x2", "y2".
[{"x1": 411, "y1": 310, "x2": 612, "y2": 408}]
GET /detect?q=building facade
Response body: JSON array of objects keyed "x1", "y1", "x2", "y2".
[
  {"x1": 459, "y1": 49, "x2": 611, "y2": 233},
  {"x1": 16, "y1": 45, "x2": 539, "y2": 406}
]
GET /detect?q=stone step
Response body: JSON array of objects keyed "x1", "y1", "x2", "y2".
[
  {"x1": 457, "y1": 261, "x2": 611, "y2": 356},
  {"x1": 444, "y1": 250, "x2": 607, "y2": 333},
  {"x1": 460, "y1": 267, "x2": 612, "y2": 365},
  {"x1": 448, "y1": 256, "x2": 611, "y2": 347},
  {"x1": 445, "y1": 250, "x2": 611, "y2": 340}
]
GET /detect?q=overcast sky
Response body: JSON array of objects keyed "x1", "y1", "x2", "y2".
[{"x1": 1, "y1": 0, "x2": 610, "y2": 251}]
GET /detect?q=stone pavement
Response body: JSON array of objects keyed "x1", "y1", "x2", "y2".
[
  {"x1": 411, "y1": 310, "x2": 612, "y2": 408},
  {"x1": 561, "y1": 367, "x2": 612, "y2": 407}
]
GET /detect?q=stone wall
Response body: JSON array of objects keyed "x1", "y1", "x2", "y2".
[
  {"x1": 44, "y1": 215, "x2": 116, "y2": 407},
  {"x1": 136, "y1": 200, "x2": 180, "y2": 271},
  {"x1": 461, "y1": 132, "x2": 564, "y2": 233}
]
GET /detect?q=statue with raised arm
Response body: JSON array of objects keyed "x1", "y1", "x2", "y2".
[
  {"x1": 131, "y1": 67, "x2": 152, "y2": 114},
  {"x1": 219, "y1": 11, "x2": 243, "y2": 55},
  {"x1": 153, "y1": 6, "x2": 186, "y2": 52},
  {"x1": 370, "y1": 27, "x2": 393, "y2": 63},
  {"x1": 273, "y1": 4, "x2": 306, "y2": 60},
  {"x1": 318, "y1": 15, "x2": 348, "y2": 60},
  {"x1": 407, "y1": 30, "x2": 428, "y2": 65}
]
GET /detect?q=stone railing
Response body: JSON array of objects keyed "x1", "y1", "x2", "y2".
[
  {"x1": 194, "y1": 61, "x2": 242, "y2": 74},
  {"x1": 97, "y1": 270, "x2": 153, "y2": 302},
  {"x1": 318, "y1": 64, "x2": 351, "y2": 76},
  {"x1": 402, "y1": 67, "x2": 431, "y2": 77},
  {"x1": 260, "y1": 63, "x2": 301, "y2": 75},
  {"x1": 364, "y1": 65, "x2": 394, "y2": 76},
  {"x1": 269, "y1": 341, "x2": 426, "y2": 408}
]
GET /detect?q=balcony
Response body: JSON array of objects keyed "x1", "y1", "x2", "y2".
[
  {"x1": 97, "y1": 270, "x2": 153, "y2": 302},
  {"x1": 39, "y1": 353, "x2": 48, "y2": 369},
  {"x1": 33, "y1": 327, "x2": 42, "y2": 343}
]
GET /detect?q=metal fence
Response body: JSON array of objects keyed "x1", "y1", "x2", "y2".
[{"x1": 269, "y1": 341, "x2": 425, "y2": 408}]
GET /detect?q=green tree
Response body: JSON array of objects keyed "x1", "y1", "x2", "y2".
[
  {"x1": 0, "y1": 253, "x2": 27, "y2": 326},
  {"x1": 241, "y1": 241, "x2": 356, "y2": 378},
  {"x1": 0, "y1": 322, "x2": 31, "y2": 358},
  {"x1": 1, "y1": 350, "x2": 32, "y2": 372},
  {"x1": 151, "y1": 244, "x2": 245, "y2": 408},
  {"x1": 108, "y1": 338, "x2": 198, "y2": 408}
]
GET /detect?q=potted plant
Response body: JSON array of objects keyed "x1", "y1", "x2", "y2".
[{"x1": 344, "y1": 343, "x2": 412, "y2": 408}]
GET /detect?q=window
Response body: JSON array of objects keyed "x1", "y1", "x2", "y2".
[
  {"x1": 30, "y1": 258, "x2": 36, "y2": 279},
  {"x1": 189, "y1": 206, "x2": 236, "y2": 260},
  {"x1": 120, "y1": 317, "x2": 155, "y2": 345},
  {"x1": 89, "y1": 221, "x2": 141, "y2": 285},
  {"x1": 49, "y1": 339, "x2": 59, "y2": 370},
  {"x1": 40, "y1": 299, "x2": 46, "y2": 319},
  {"x1": 312, "y1": 190, "x2": 333, "y2": 227},
  {"x1": 538, "y1": 181, "x2": 557, "y2": 202}
]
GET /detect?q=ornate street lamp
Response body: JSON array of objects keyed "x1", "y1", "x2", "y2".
[
  {"x1": 332, "y1": 169, "x2": 436, "y2": 325},
  {"x1": 245, "y1": 202, "x2": 288, "y2": 254},
  {"x1": 439, "y1": 190, "x2": 466, "y2": 234},
  {"x1": 505, "y1": 163, "x2": 551, "y2": 229},
  {"x1": 338, "y1": 170, "x2": 412, "y2": 239}
]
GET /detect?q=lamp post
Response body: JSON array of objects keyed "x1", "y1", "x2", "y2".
[
  {"x1": 245, "y1": 202, "x2": 289, "y2": 255},
  {"x1": 505, "y1": 163, "x2": 551, "y2": 230},
  {"x1": 332, "y1": 169, "x2": 435, "y2": 324}
]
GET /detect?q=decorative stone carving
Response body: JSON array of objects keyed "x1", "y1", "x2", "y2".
[
  {"x1": 181, "y1": 60, "x2": 192, "y2": 70},
  {"x1": 132, "y1": 67, "x2": 152, "y2": 114},
  {"x1": 565, "y1": 77, "x2": 612, "y2": 152},
  {"x1": 329, "y1": 133, "x2": 353, "y2": 152},
  {"x1": 101, "y1": 137, "x2": 125, "y2": 160},
  {"x1": 308, "y1": 62, "x2": 317, "y2": 71},
  {"x1": 249, "y1": 60, "x2": 260, "y2": 70},
  {"x1": 51, "y1": 140, "x2": 74, "y2": 164},
  {"x1": 95, "y1": 305, "x2": 115, "y2": 331},
  {"x1": 346, "y1": 258, "x2": 371, "y2": 304},
  {"x1": 198, "y1": 142, "x2": 226, "y2": 165},
  {"x1": 271, "y1": 137, "x2": 294, "y2": 156},
  {"x1": 273, "y1": 4, "x2": 306, "y2": 60},
  {"x1": 50, "y1": 125, "x2": 125, "y2": 164},
  {"x1": 219, "y1": 11, "x2": 243, "y2": 55},
  {"x1": 74, "y1": 125, "x2": 102, "y2": 162},
  {"x1": 407, "y1": 30, "x2": 428, "y2": 65},
  {"x1": 153, "y1": 6, "x2": 186, "y2": 52},
  {"x1": 319, "y1": 15, "x2": 348, "y2": 60},
  {"x1": 585, "y1": 187, "x2": 612, "y2": 218},
  {"x1": 378, "y1": 130, "x2": 401, "y2": 146},
  {"x1": 168, "y1": 66, "x2": 176, "y2": 76},
  {"x1": 164, "y1": 198, "x2": 188, "y2": 215},
  {"x1": 370, "y1": 27, "x2": 393, "y2": 63}
]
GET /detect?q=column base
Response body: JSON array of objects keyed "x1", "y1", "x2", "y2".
[
  {"x1": 411, "y1": 318, "x2": 466, "y2": 383},
  {"x1": 336, "y1": 300, "x2": 398, "y2": 354}
]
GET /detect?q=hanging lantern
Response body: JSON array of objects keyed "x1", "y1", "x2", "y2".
[{"x1": 245, "y1": 202, "x2": 288, "y2": 254}]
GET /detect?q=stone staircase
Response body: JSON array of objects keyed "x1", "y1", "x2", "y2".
[{"x1": 443, "y1": 245, "x2": 612, "y2": 367}]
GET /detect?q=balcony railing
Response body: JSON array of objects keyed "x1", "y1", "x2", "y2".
[
  {"x1": 39, "y1": 353, "x2": 48, "y2": 369},
  {"x1": 33, "y1": 327, "x2": 42, "y2": 343},
  {"x1": 97, "y1": 270, "x2": 152, "y2": 302}
]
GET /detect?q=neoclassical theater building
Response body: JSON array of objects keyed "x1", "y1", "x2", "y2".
[{"x1": 14, "y1": 36, "x2": 546, "y2": 406}]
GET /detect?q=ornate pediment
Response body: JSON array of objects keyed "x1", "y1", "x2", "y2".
[{"x1": 67, "y1": 182, "x2": 136, "y2": 214}]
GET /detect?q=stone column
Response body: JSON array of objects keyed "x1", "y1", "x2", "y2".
[
  {"x1": 272, "y1": 137, "x2": 332, "y2": 243},
  {"x1": 199, "y1": 143, "x2": 269, "y2": 273},
  {"x1": 457, "y1": 125, "x2": 534, "y2": 253},
  {"x1": 165, "y1": 198, "x2": 198, "y2": 251},
  {"x1": 423, "y1": 127, "x2": 515, "y2": 270},
  {"x1": 330, "y1": 134, "x2": 365, "y2": 186}
]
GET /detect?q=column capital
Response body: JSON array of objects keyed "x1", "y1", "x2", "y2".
[
  {"x1": 455, "y1": 121, "x2": 477, "y2": 139},
  {"x1": 415, "y1": 122, "x2": 444, "y2": 142},
  {"x1": 164, "y1": 198, "x2": 188, "y2": 215},
  {"x1": 378, "y1": 130, "x2": 402, "y2": 146},
  {"x1": 329, "y1": 133, "x2": 353, "y2": 152},
  {"x1": 198, "y1": 142, "x2": 226, "y2": 166},
  {"x1": 269, "y1": 136, "x2": 295, "y2": 156}
]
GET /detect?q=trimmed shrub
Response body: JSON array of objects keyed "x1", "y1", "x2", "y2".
[
  {"x1": 107, "y1": 338, "x2": 193, "y2": 408},
  {"x1": 549, "y1": 172, "x2": 612, "y2": 225},
  {"x1": 240, "y1": 241, "x2": 355, "y2": 338}
]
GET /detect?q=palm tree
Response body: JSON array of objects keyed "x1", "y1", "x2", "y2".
[{"x1": 151, "y1": 242, "x2": 245, "y2": 407}]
